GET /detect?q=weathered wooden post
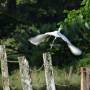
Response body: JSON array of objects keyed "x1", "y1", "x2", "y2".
[
  {"x1": 43, "y1": 52, "x2": 56, "y2": 90},
  {"x1": 81, "y1": 67, "x2": 87, "y2": 90},
  {"x1": 86, "y1": 68, "x2": 90, "y2": 90},
  {"x1": 18, "y1": 56, "x2": 33, "y2": 90},
  {"x1": 0, "y1": 45, "x2": 10, "y2": 90}
]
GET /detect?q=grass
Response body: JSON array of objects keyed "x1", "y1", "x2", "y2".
[{"x1": 0, "y1": 67, "x2": 80, "y2": 90}]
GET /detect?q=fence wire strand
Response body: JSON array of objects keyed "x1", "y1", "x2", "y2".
[{"x1": 30, "y1": 64, "x2": 44, "y2": 72}]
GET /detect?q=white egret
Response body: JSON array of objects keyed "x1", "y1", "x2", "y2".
[{"x1": 29, "y1": 27, "x2": 82, "y2": 55}]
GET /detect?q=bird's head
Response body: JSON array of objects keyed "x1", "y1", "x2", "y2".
[{"x1": 58, "y1": 25, "x2": 63, "y2": 32}]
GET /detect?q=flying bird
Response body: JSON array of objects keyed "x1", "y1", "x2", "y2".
[{"x1": 29, "y1": 28, "x2": 82, "y2": 55}]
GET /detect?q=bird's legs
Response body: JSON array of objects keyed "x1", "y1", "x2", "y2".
[
  {"x1": 50, "y1": 37, "x2": 57, "y2": 49},
  {"x1": 50, "y1": 26, "x2": 62, "y2": 49}
]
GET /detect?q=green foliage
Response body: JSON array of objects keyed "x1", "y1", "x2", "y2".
[
  {"x1": 77, "y1": 53, "x2": 90, "y2": 67},
  {"x1": 16, "y1": 0, "x2": 37, "y2": 5},
  {"x1": 0, "y1": 0, "x2": 90, "y2": 68},
  {"x1": 57, "y1": 0, "x2": 90, "y2": 68}
]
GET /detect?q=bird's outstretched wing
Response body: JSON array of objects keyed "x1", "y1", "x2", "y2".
[
  {"x1": 29, "y1": 34, "x2": 48, "y2": 45},
  {"x1": 57, "y1": 32, "x2": 82, "y2": 55},
  {"x1": 57, "y1": 32, "x2": 71, "y2": 44},
  {"x1": 68, "y1": 44, "x2": 82, "y2": 55}
]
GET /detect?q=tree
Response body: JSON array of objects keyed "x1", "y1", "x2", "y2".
[{"x1": 0, "y1": 0, "x2": 90, "y2": 67}]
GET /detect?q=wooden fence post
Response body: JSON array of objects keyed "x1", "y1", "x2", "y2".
[
  {"x1": 0, "y1": 45, "x2": 10, "y2": 90},
  {"x1": 43, "y1": 52, "x2": 56, "y2": 90},
  {"x1": 86, "y1": 68, "x2": 89, "y2": 90},
  {"x1": 18, "y1": 56, "x2": 33, "y2": 90},
  {"x1": 81, "y1": 67, "x2": 86, "y2": 90},
  {"x1": 80, "y1": 67, "x2": 90, "y2": 90},
  {"x1": 85, "y1": 68, "x2": 90, "y2": 90}
]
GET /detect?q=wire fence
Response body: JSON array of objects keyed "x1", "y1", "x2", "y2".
[{"x1": 0, "y1": 45, "x2": 89, "y2": 90}]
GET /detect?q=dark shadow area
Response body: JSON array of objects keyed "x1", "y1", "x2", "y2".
[
  {"x1": 33, "y1": 85, "x2": 80, "y2": 90},
  {"x1": 0, "y1": 86, "x2": 3, "y2": 90},
  {"x1": 56, "y1": 85, "x2": 80, "y2": 90},
  {"x1": 8, "y1": 62, "x2": 19, "y2": 73},
  {"x1": 0, "y1": 85, "x2": 81, "y2": 90}
]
